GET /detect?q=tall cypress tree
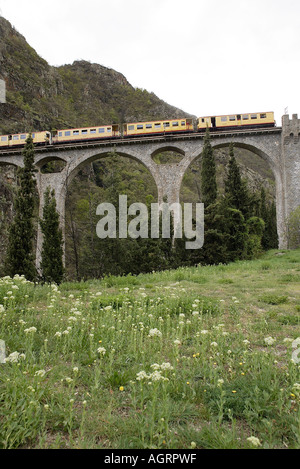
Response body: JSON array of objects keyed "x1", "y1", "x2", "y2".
[
  {"x1": 6, "y1": 134, "x2": 37, "y2": 281},
  {"x1": 201, "y1": 127, "x2": 217, "y2": 207},
  {"x1": 224, "y1": 143, "x2": 250, "y2": 218},
  {"x1": 40, "y1": 187, "x2": 64, "y2": 284}
]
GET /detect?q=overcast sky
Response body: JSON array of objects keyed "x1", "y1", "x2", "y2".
[{"x1": 1, "y1": 0, "x2": 300, "y2": 124}]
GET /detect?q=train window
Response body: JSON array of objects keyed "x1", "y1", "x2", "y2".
[
  {"x1": 32, "y1": 133, "x2": 35, "y2": 138},
  {"x1": 251, "y1": 114, "x2": 257, "y2": 119},
  {"x1": 58, "y1": 132, "x2": 63, "y2": 137},
  {"x1": 146, "y1": 124, "x2": 152, "y2": 129},
  {"x1": 229, "y1": 116, "x2": 236, "y2": 121},
  {"x1": 137, "y1": 125, "x2": 144, "y2": 130},
  {"x1": 1, "y1": 136, "x2": 7, "y2": 141},
  {"x1": 221, "y1": 116, "x2": 227, "y2": 122},
  {"x1": 107, "y1": 128, "x2": 112, "y2": 132},
  {"x1": 181, "y1": 121, "x2": 186, "y2": 125},
  {"x1": 260, "y1": 113, "x2": 267, "y2": 119},
  {"x1": 81, "y1": 130, "x2": 88, "y2": 134},
  {"x1": 13, "y1": 135, "x2": 19, "y2": 140},
  {"x1": 99, "y1": 128, "x2": 105, "y2": 133},
  {"x1": 154, "y1": 123, "x2": 161, "y2": 128},
  {"x1": 65, "y1": 131, "x2": 72, "y2": 136},
  {"x1": 90, "y1": 129, "x2": 96, "y2": 134},
  {"x1": 242, "y1": 115, "x2": 249, "y2": 120},
  {"x1": 128, "y1": 125, "x2": 134, "y2": 131},
  {"x1": 20, "y1": 134, "x2": 27, "y2": 139},
  {"x1": 172, "y1": 122, "x2": 179, "y2": 127},
  {"x1": 164, "y1": 122, "x2": 170, "y2": 128}
]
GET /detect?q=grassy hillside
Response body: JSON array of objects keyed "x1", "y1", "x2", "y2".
[{"x1": 0, "y1": 249, "x2": 299, "y2": 449}]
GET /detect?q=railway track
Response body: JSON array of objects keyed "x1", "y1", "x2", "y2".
[{"x1": 0, "y1": 127, "x2": 282, "y2": 157}]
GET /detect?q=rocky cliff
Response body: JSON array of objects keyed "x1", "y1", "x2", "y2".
[{"x1": 0, "y1": 16, "x2": 192, "y2": 134}]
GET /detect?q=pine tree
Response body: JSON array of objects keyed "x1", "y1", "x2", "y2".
[
  {"x1": 6, "y1": 134, "x2": 37, "y2": 281},
  {"x1": 224, "y1": 143, "x2": 250, "y2": 218},
  {"x1": 201, "y1": 127, "x2": 217, "y2": 207},
  {"x1": 259, "y1": 188, "x2": 278, "y2": 250},
  {"x1": 40, "y1": 187, "x2": 64, "y2": 284}
]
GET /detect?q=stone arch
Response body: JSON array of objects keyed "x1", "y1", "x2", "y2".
[
  {"x1": 179, "y1": 139, "x2": 279, "y2": 201},
  {"x1": 63, "y1": 148, "x2": 159, "y2": 191},
  {"x1": 211, "y1": 141, "x2": 278, "y2": 174},
  {"x1": 62, "y1": 148, "x2": 160, "y2": 278},
  {"x1": 151, "y1": 146, "x2": 185, "y2": 165},
  {"x1": 151, "y1": 146, "x2": 185, "y2": 158},
  {"x1": 35, "y1": 155, "x2": 68, "y2": 173},
  {"x1": 0, "y1": 158, "x2": 23, "y2": 168}
]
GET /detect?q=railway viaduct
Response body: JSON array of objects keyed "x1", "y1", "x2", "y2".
[{"x1": 0, "y1": 114, "x2": 299, "y2": 270}]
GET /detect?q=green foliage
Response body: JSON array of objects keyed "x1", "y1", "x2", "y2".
[
  {"x1": 246, "y1": 216, "x2": 265, "y2": 258},
  {"x1": 200, "y1": 128, "x2": 217, "y2": 207},
  {"x1": 40, "y1": 187, "x2": 64, "y2": 284},
  {"x1": 258, "y1": 188, "x2": 278, "y2": 250},
  {"x1": 286, "y1": 205, "x2": 300, "y2": 249},
  {"x1": 224, "y1": 143, "x2": 251, "y2": 218},
  {"x1": 5, "y1": 135, "x2": 37, "y2": 281}
]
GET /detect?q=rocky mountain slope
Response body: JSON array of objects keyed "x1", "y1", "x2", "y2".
[{"x1": 0, "y1": 16, "x2": 192, "y2": 134}]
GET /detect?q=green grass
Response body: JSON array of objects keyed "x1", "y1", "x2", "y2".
[{"x1": 0, "y1": 249, "x2": 299, "y2": 449}]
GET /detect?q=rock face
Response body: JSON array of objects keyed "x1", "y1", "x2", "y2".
[{"x1": 0, "y1": 16, "x2": 193, "y2": 134}]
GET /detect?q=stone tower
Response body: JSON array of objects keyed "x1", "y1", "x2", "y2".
[{"x1": 0, "y1": 79, "x2": 6, "y2": 103}]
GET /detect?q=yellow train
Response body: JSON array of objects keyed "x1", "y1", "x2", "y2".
[
  {"x1": 123, "y1": 118, "x2": 194, "y2": 137},
  {"x1": 0, "y1": 131, "x2": 51, "y2": 149},
  {"x1": 52, "y1": 124, "x2": 120, "y2": 144},
  {"x1": 197, "y1": 112, "x2": 275, "y2": 131},
  {"x1": 0, "y1": 112, "x2": 276, "y2": 149}
]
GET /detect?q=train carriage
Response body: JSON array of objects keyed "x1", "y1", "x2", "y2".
[
  {"x1": 0, "y1": 131, "x2": 51, "y2": 148},
  {"x1": 197, "y1": 112, "x2": 275, "y2": 131},
  {"x1": 123, "y1": 118, "x2": 194, "y2": 137},
  {"x1": 52, "y1": 124, "x2": 121, "y2": 144}
]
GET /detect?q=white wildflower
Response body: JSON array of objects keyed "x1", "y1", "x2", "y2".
[
  {"x1": 97, "y1": 347, "x2": 106, "y2": 356},
  {"x1": 5, "y1": 351, "x2": 21, "y2": 363},
  {"x1": 160, "y1": 362, "x2": 174, "y2": 371},
  {"x1": 247, "y1": 436, "x2": 261, "y2": 447},
  {"x1": 136, "y1": 371, "x2": 149, "y2": 381},
  {"x1": 148, "y1": 328, "x2": 162, "y2": 338},
  {"x1": 24, "y1": 326, "x2": 37, "y2": 334},
  {"x1": 264, "y1": 336, "x2": 276, "y2": 346}
]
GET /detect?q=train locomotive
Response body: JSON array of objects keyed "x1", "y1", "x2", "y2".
[{"x1": 0, "y1": 111, "x2": 275, "y2": 149}]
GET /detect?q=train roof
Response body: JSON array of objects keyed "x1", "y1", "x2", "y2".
[
  {"x1": 124, "y1": 117, "x2": 193, "y2": 125},
  {"x1": 198, "y1": 111, "x2": 274, "y2": 118},
  {"x1": 56, "y1": 124, "x2": 119, "y2": 132}
]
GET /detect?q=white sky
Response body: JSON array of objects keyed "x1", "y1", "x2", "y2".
[{"x1": 1, "y1": 0, "x2": 300, "y2": 124}]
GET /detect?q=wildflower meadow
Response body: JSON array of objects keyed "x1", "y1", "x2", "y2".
[{"x1": 0, "y1": 249, "x2": 299, "y2": 449}]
